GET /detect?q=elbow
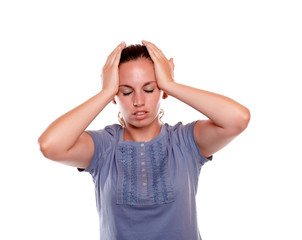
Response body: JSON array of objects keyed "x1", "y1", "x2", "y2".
[
  {"x1": 38, "y1": 137, "x2": 52, "y2": 159},
  {"x1": 242, "y1": 107, "x2": 251, "y2": 129},
  {"x1": 227, "y1": 107, "x2": 251, "y2": 135},
  {"x1": 235, "y1": 107, "x2": 251, "y2": 133},
  {"x1": 38, "y1": 136, "x2": 60, "y2": 160}
]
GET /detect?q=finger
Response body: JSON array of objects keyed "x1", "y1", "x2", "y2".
[
  {"x1": 143, "y1": 40, "x2": 167, "y2": 61},
  {"x1": 142, "y1": 40, "x2": 157, "y2": 59},
  {"x1": 169, "y1": 58, "x2": 175, "y2": 70},
  {"x1": 110, "y1": 41, "x2": 125, "y2": 64},
  {"x1": 142, "y1": 40, "x2": 162, "y2": 60},
  {"x1": 169, "y1": 58, "x2": 175, "y2": 77},
  {"x1": 105, "y1": 41, "x2": 125, "y2": 66},
  {"x1": 112, "y1": 41, "x2": 126, "y2": 66},
  {"x1": 143, "y1": 42, "x2": 159, "y2": 62}
]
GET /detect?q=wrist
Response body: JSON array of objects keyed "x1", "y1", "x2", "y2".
[
  {"x1": 160, "y1": 80, "x2": 176, "y2": 95},
  {"x1": 100, "y1": 88, "x2": 117, "y2": 102}
]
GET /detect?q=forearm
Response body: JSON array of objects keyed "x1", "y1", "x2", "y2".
[
  {"x1": 163, "y1": 82, "x2": 250, "y2": 130},
  {"x1": 38, "y1": 89, "x2": 114, "y2": 154}
]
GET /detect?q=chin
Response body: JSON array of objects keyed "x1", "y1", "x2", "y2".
[
  {"x1": 127, "y1": 118, "x2": 159, "y2": 129},
  {"x1": 127, "y1": 121, "x2": 149, "y2": 129}
]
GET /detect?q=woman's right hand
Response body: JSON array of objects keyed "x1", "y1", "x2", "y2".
[
  {"x1": 101, "y1": 41, "x2": 126, "y2": 95},
  {"x1": 39, "y1": 41, "x2": 126, "y2": 169}
]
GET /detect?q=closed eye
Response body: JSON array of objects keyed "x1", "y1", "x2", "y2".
[
  {"x1": 123, "y1": 91, "x2": 133, "y2": 96},
  {"x1": 144, "y1": 89, "x2": 154, "y2": 93}
]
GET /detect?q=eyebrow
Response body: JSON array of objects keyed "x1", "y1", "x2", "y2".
[{"x1": 119, "y1": 81, "x2": 157, "y2": 88}]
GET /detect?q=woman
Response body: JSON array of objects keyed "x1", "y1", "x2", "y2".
[{"x1": 39, "y1": 40, "x2": 250, "y2": 239}]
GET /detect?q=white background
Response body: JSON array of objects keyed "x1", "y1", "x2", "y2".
[{"x1": 1, "y1": 0, "x2": 301, "y2": 239}]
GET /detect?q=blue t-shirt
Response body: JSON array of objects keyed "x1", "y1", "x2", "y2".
[{"x1": 82, "y1": 121, "x2": 212, "y2": 240}]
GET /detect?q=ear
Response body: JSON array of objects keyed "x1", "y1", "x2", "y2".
[{"x1": 162, "y1": 92, "x2": 168, "y2": 99}]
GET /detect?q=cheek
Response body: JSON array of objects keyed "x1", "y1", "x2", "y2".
[
  {"x1": 116, "y1": 96, "x2": 133, "y2": 116},
  {"x1": 116, "y1": 96, "x2": 130, "y2": 111},
  {"x1": 148, "y1": 93, "x2": 162, "y2": 107}
]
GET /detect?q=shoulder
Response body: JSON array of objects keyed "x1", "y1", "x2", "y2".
[
  {"x1": 165, "y1": 121, "x2": 196, "y2": 129},
  {"x1": 88, "y1": 123, "x2": 121, "y2": 135},
  {"x1": 103, "y1": 124, "x2": 122, "y2": 136},
  {"x1": 81, "y1": 124, "x2": 122, "y2": 173},
  {"x1": 86, "y1": 124, "x2": 122, "y2": 144},
  {"x1": 165, "y1": 121, "x2": 196, "y2": 134},
  {"x1": 165, "y1": 121, "x2": 211, "y2": 164},
  {"x1": 164, "y1": 121, "x2": 197, "y2": 144}
]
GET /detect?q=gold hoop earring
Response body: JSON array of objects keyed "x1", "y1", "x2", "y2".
[
  {"x1": 159, "y1": 108, "x2": 164, "y2": 124},
  {"x1": 118, "y1": 112, "x2": 126, "y2": 128}
]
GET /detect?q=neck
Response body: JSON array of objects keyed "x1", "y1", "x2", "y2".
[{"x1": 123, "y1": 120, "x2": 162, "y2": 142}]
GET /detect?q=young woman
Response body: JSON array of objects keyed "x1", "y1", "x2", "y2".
[{"x1": 39, "y1": 40, "x2": 250, "y2": 240}]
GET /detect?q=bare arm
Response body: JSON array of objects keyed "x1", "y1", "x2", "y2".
[
  {"x1": 163, "y1": 83, "x2": 250, "y2": 157},
  {"x1": 142, "y1": 40, "x2": 250, "y2": 157},
  {"x1": 38, "y1": 42, "x2": 126, "y2": 168}
]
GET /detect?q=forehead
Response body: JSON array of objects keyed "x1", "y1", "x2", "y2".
[{"x1": 119, "y1": 59, "x2": 155, "y2": 87}]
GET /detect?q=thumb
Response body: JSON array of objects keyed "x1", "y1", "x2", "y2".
[
  {"x1": 169, "y1": 58, "x2": 174, "y2": 78},
  {"x1": 169, "y1": 58, "x2": 175, "y2": 70}
]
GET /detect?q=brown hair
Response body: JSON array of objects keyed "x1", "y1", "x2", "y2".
[{"x1": 119, "y1": 44, "x2": 153, "y2": 65}]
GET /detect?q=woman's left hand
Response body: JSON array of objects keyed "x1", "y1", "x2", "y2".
[{"x1": 142, "y1": 40, "x2": 175, "y2": 91}]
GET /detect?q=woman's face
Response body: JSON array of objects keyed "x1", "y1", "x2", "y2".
[{"x1": 116, "y1": 58, "x2": 163, "y2": 128}]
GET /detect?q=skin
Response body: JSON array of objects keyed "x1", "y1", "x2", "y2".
[
  {"x1": 38, "y1": 40, "x2": 250, "y2": 168},
  {"x1": 116, "y1": 59, "x2": 164, "y2": 142}
]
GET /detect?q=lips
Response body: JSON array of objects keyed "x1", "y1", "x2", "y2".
[
  {"x1": 134, "y1": 111, "x2": 147, "y2": 115},
  {"x1": 133, "y1": 111, "x2": 148, "y2": 120}
]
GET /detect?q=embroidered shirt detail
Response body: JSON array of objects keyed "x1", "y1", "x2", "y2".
[
  {"x1": 130, "y1": 147, "x2": 137, "y2": 205},
  {"x1": 121, "y1": 145, "x2": 128, "y2": 204},
  {"x1": 158, "y1": 142, "x2": 168, "y2": 203},
  {"x1": 150, "y1": 144, "x2": 159, "y2": 204},
  {"x1": 116, "y1": 140, "x2": 175, "y2": 206}
]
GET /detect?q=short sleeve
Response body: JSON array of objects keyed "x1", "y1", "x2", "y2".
[
  {"x1": 78, "y1": 124, "x2": 120, "y2": 176},
  {"x1": 172, "y1": 121, "x2": 212, "y2": 167}
]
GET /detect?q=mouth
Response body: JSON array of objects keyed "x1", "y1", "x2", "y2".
[
  {"x1": 133, "y1": 111, "x2": 148, "y2": 120},
  {"x1": 134, "y1": 111, "x2": 147, "y2": 115}
]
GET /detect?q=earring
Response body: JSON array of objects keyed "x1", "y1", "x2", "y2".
[
  {"x1": 159, "y1": 108, "x2": 164, "y2": 124},
  {"x1": 118, "y1": 112, "x2": 126, "y2": 128}
]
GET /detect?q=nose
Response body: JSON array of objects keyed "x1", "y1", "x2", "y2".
[{"x1": 133, "y1": 92, "x2": 145, "y2": 107}]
